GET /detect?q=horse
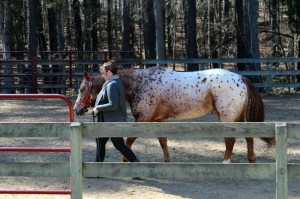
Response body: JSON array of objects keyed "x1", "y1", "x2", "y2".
[{"x1": 73, "y1": 66, "x2": 275, "y2": 163}]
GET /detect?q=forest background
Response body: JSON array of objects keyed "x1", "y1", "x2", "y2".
[{"x1": 0, "y1": 0, "x2": 300, "y2": 90}]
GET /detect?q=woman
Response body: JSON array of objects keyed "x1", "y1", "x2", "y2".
[{"x1": 93, "y1": 60, "x2": 140, "y2": 163}]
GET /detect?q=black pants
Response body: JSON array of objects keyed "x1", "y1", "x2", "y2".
[{"x1": 95, "y1": 137, "x2": 137, "y2": 162}]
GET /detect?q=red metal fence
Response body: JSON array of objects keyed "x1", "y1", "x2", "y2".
[
  {"x1": 0, "y1": 94, "x2": 73, "y2": 195},
  {"x1": 0, "y1": 51, "x2": 140, "y2": 94}
]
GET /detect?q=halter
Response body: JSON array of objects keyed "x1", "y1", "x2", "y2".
[{"x1": 76, "y1": 76, "x2": 95, "y2": 108}]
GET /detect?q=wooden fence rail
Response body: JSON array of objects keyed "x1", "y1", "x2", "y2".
[{"x1": 0, "y1": 122, "x2": 300, "y2": 199}]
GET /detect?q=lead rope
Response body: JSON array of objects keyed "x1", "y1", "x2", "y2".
[{"x1": 92, "y1": 111, "x2": 97, "y2": 122}]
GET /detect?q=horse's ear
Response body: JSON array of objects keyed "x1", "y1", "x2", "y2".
[{"x1": 83, "y1": 69, "x2": 89, "y2": 80}]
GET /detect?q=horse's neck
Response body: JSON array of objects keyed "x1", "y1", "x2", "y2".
[
  {"x1": 118, "y1": 68, "x2": 134, "y2": 87},
  {"x1": 117, "y1": 68, "x2": 141, "y2": 100},
  {"x1": 92, "y1": 75, "x2": 105, "y2": 93}
]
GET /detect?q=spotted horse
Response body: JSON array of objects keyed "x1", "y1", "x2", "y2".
[{"x1": 73, "y1": 66, "x2": 275, "y2": 163}]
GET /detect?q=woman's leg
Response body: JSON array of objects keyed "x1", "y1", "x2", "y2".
[
  {"x1": 95, "y1": 137, "x2": 109, "y2": 162},
  {"x1": 111, "y1": 137, "x2": 138, "y2": 162}
]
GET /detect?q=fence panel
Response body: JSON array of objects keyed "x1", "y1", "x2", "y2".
[
  {"x1": 1, "y1": 53, "x2": 300, "y2": 94},
  {"x1": 0, "y1": 122, "x2": 300, "y2": 199}
]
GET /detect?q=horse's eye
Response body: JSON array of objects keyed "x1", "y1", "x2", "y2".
[{"x1": 79, "y1": 88, "x2": 84, "y2": 93}]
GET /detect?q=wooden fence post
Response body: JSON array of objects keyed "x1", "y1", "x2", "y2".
[
  {"x1": 70, "y1": 122, "x2": 83, "y2": 199},
  {"x1": 275, "y1": 123, "x2": 288, "y2": 199}
]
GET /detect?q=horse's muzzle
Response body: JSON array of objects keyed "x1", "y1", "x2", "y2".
[{"x1": 75, "y1": 106, "x2": 88, "y2": 116}]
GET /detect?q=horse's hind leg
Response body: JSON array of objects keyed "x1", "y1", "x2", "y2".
[
  {"x1": 246, "y1": 137, "x2": 256, "y2": 163},
  {"x1": 158, "y1": 137, "x2": 171, "y2": 162},
  {"x1": 223, "y1": 137, "x2": 236, "y2": 163},
  {"x1": 122, "y1": 137, "x2": 137, "y2": 162}
]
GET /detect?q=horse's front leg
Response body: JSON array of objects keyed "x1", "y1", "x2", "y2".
[
  {"x1": 158, "y1": 137, "x2": 171, "y2": 162},
  {"x1": 122, "y1": 137, "x2": 137, "y2": 162},
  {"x1": 245, "y1": 137, "x2": 256, "y2": 163},
  {"x1": 223, "y1": 137, "x2": 236, "y2": 164}
]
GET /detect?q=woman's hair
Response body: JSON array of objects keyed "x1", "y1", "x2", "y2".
[{"x1": 102, "y1": 60, "x2": 118, "y2": 75}]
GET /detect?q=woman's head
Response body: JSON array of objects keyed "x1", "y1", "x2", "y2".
[
  {"x1": 101, "y1": 60, "x2": 118, "y2": 75},
  {"x1": 99, "y1": 60, "x2": 118, "y2": 80}
]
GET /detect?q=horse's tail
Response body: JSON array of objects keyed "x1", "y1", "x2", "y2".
[{"x1": 243, "y1": 77, "x2": 275, "y2": 147}]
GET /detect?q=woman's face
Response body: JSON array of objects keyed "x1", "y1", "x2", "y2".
[{"x1": 99, "y1": 67, "x2": 109, "y2": 81}]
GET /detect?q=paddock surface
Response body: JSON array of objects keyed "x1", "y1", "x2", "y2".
[{"x1": 0, "y1": 94, "x2": 300, "y2": 199}]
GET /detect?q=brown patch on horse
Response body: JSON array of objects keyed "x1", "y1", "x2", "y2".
[{"x1": 205, "y1": 91, "x2": 219, "y2": 118}]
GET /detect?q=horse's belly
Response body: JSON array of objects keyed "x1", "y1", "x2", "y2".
[{"x1": 167, "y1": 102, "x2": 213, "y2": 120}]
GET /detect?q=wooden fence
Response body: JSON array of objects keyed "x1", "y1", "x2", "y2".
[{"x1": 0, "y1": 122, "x2": 300, "y2": 199}]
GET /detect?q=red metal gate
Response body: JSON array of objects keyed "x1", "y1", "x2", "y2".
[{"x1": 0, "y1": 94, "x2": 74, "y2": 195}]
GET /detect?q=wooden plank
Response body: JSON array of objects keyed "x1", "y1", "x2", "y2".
[
  {"x1": 287, "y1": 123, "x2": 300, "y2": 139},
  {"x1": 288, "y1": 164, "x2": 300, "y2": 180},
  {"x1": 70, "y1": 122, "x2": 83, "y2": 199},
  {"x1": 276, "y1": 123, "x2": 288, "y2": 199},
  {"x1": 0, "y1": 163, "x2": 69, "y2": 177},
  {"x1": 83, "y1": 162, "x2": 275, "y2": 179},
  {"x1": 0, "y1": 123, "x2": 71, "y2": 138},
  {"x1": 82, "y1": 122, "x2": 275, "y2": 138},
  {"x1": 236, "y1": 70, "x2": 300, "y2": 76},
  {"x1": 141, "y1": 57, "x2": 300, "y2": 64},
  {"x1": 254, "y1": 82, "x2": 300, "y2": 88}
]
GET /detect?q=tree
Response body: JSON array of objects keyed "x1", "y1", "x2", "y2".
[
  {"x1": 107, "y1": 0, "x2": 113, "y2": 58},
  {"x1": 27, "y1": 0, "x2": 37, "y2": 93},
  {"x1": 72, "y1": 0, "x2": 83, "y2": 54},
  {"x1": 235, "y1": 0, "x2": 261, "y2": 83},
  {"x1": 91, "y1": 0, "x2": 98, "y2": 71},
  {"x1": 154, "y1": 0, "x2": 165, "y2": 66},
  {"x1": 184, "y1": 0, "x2": 198, "y2": 71},
  {"x1": 281, "y1": 0, "x2": 300, "y2": 89},
  {"x1": 0, "y1": 0, "x2": 13, "y2": 93},
  {"x1": 122, "y1": 0, "x2": 134, "y2": 67},
  {"x1": 143, "y1": 0, "x2": 156, "y2": 63},
  {"x1": 83, "y1": 0, "x2": 92, "y2": 53}
]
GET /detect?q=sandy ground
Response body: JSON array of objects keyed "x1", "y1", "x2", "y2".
[{"x1": 0, "y1": 93, "x2": 300, "y2": 199}]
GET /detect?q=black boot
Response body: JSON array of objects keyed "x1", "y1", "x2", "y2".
[{"x1": 132, "y1": 158, "x2": 143, "y2": 180}]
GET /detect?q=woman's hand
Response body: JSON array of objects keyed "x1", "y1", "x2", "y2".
[{"x1": 93, "y1": 107, "x2": 99, "y2": 114}]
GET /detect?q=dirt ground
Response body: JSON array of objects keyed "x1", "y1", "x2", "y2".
[{"x1": 0, "y1": 93, "x2": 300, "y2": 199}]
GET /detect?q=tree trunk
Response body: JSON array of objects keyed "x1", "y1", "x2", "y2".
[
  {"x1": 48, "y1": 1, "x2": 59, "y2": 93},
  {"x1": 27, "y1": 0, "x2": 37, "y2": 93},
  {"x1": 72, "y1": 0, "x2": 83, "y2": 56},
  {"x1": 36, "y1": 0, "x2": 50, "y2": 93},
  {"x1": 154, "y1": 0, "x2": 165, "y2": 66},
  {"x1": 297, "y1": 38, "x2": 300, "y2": 90},
  {"x1": 235, "y1": 0, "x2": 261, "y2": 83},
  {"x1": 91, "y1": 0, "x2": 98, "y2": 71},
  {"x1": 107, "y1": 0, "x2": 112, "y2": 58},
  {"x1": 122, "y1": 0, "x2": 133, "y2": 68},
  {"x1": 184, "y1": 0, "x2": 198, "y2": 71},
  {"x1": 143, "y1": 0, "x2": 156, "y2": 65},
  {"x1": 65, "y1": 0, "x2": 72, "y2": 49},
  {"x1": 166, "y1": 0, "x2": 174, "y2": 58},
  {"x1": 83, "y1": 0, "x2": 91, "y2": 54},
  {"x1": 36, "y1": 1, "x2": 48, "y2": 58},
  {"x1": 0, "y1": 0, "x2": 14, "y2": 93},
  {"x1": 57, "y1": 2, "x2": 65, "y2": 52}
]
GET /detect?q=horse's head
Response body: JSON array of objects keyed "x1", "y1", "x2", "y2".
[{"x1": 73, "y1": 70, "x2": 105, "y2": 116}]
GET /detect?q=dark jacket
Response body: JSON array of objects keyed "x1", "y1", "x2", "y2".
[{"x1": 94, "y1": 75, "x2": 127, "y2": 122}]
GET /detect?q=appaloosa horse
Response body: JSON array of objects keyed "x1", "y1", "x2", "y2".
[{"x1": 73, "y1": 66, "x2": 275, "y2": 163}]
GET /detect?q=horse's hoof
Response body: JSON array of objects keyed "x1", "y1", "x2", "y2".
[
  {"x1": 222, "y1": 160, "x2": 231, "y2": 164},
  {"x1": 132, "y1": 177, "x2": 144, "y2": 180}
]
